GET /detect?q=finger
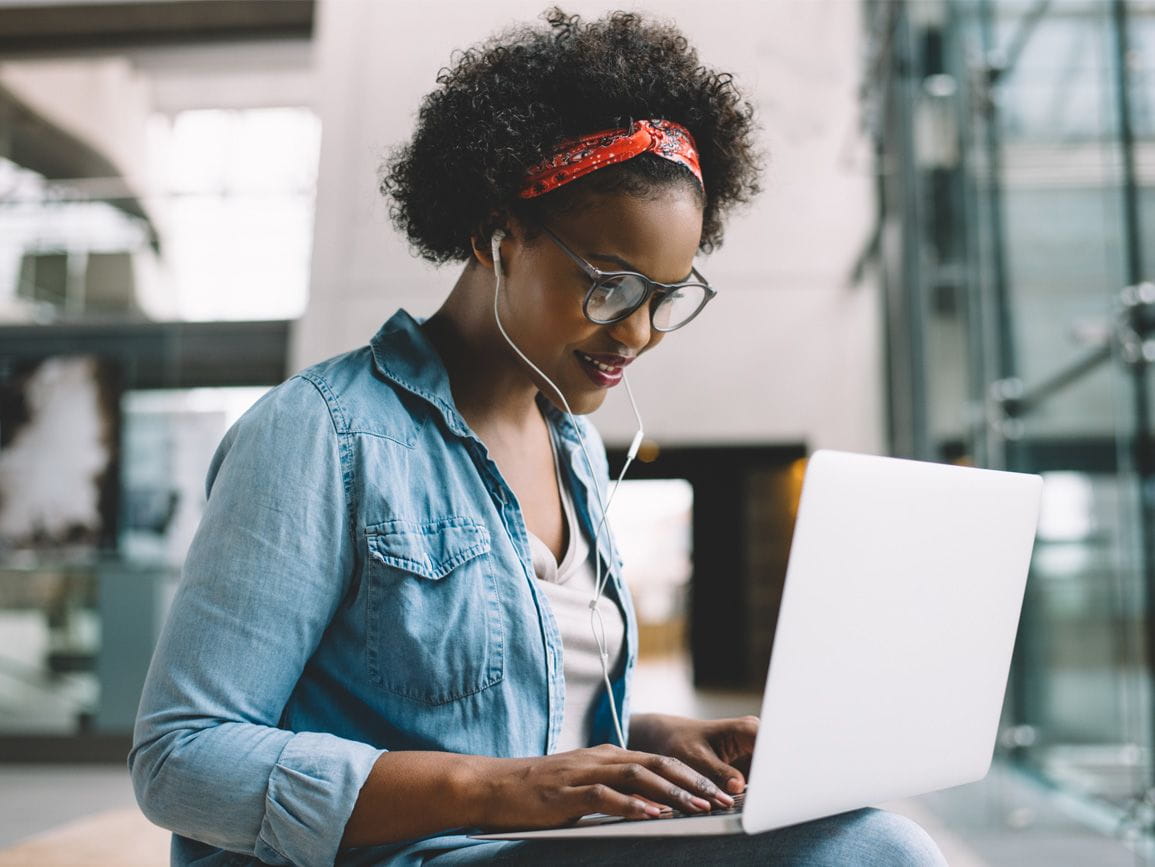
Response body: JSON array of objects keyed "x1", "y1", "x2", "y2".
[
  {"x1": 707, "y1": 716, "x2": 759, "y2": 791},
  {"x1": 723, "y1": 770, "x2": 746, "y2": 794},
  {"x1": 679, "y1": 744, "x2": 746, "y2": 798},
  {"x1": 600, "y1": 761, "x2": 716, "y2": 813},
  {"x1": 633, "y1": 794, "x2": 674, "y2": 815},
  {"x1": 587, "y1": 746, "x2": 731, "y2": 808},
  {"x1": 569, "y1": 784, "x2": 664, "y2": 820},
  {"x1": 648, "y1": 752, "x2": 737, "y2": 807},
  {"x1": 731, "y1": 754, "x2": 753, "y2": 783}
]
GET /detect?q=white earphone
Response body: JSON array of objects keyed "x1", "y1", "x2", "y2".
[{"x1": 490, "y1": 228, "x2": 644, "y2": 749}]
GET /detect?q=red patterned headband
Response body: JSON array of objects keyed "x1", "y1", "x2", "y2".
[{"x1": 519, "y1": 119, "x2": 704, "y2": 199}]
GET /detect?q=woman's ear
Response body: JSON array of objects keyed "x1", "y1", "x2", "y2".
[
  {"x1": 469, "y1": 223, "x2": 510, "y2": 269},
  {"x1": 470, "y1": 232, "x2": 496, "y2": 268}
]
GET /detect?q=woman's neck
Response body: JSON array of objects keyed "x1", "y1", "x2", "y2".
[{"x1": 421, "y1": 264, "x2": 543, "y2": 439}]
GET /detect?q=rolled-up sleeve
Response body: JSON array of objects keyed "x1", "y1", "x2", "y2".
[{"x1": 129, "y1": 375, "x2": 384, "y2": 866}]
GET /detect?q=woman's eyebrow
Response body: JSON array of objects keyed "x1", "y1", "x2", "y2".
[
  {"x1": 589, "y1": 251, "x2": 694, "y2": 283},
  {"x1": 588, "y1": 251, "x2": 640, "y2": 271}
]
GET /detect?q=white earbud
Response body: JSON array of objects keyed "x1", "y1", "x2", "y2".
[
  {"x1": 488, "y1": 223, "x2": 644, "y2": 750},
  {"x1": 490, "y1": 230, "x2": 507, "y2": 265}
]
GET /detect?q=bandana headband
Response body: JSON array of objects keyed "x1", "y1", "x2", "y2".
[{"x1": 518, "y1": 119, "x2": 703, "y2": 199}]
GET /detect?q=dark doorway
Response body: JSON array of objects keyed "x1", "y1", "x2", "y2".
[{"x1": 607, "y1": 443, "x2": 808, "y2": 690}]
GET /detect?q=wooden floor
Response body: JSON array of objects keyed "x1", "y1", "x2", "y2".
[{"x1": 0, "y1": 808, "x2": 168, "y2": 866}]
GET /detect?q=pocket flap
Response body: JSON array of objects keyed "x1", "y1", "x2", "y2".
[{"x1": 367, "y1": 516, "x2": 491, "y2": 580}]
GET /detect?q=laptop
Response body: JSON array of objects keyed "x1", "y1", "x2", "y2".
[{"x1": 473, "y1": 449, "x2": 1043, "y2": 839}]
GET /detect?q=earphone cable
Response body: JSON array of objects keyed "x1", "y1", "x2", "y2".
[{"x1": 490, "y1": 232, "x2": 640, "y2": 749}]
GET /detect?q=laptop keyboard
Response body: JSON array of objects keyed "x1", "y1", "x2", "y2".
[{"x1": 579, "y1": 792, "x2": 746, "y2": 826}]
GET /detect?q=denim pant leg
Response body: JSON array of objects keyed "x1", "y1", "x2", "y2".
[{"x1": 420, "y1": 808, "x2": 948, "y2": 866}]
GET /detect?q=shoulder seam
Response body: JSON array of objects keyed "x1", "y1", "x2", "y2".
[
  {"x1": 296, "y1": 371, "x2": 350, "y2": 435},
  {"x1": 292, "y1": 372, "x2": 360, "y2": 601}
]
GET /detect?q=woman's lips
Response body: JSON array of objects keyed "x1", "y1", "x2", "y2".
[{"x1": 575, "y1": 351, "x2": 634, "y2": 388}]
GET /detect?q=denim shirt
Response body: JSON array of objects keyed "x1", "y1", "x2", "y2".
[{"x1": 129, "y1": 309, "x2": 639, "y2": 867}]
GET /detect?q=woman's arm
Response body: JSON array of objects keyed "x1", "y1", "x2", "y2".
[{"x1": 130, "y1": 376, "x2": 380, "y2": 866}]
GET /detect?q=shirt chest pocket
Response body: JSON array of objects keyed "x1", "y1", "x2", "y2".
[{"x1": 365, "y1": 516, "x2": 504, "y2": 705}]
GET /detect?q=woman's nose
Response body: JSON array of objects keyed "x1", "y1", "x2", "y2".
[{"x1": 607, "y1": 301, "x2": 654, "y2": 351}]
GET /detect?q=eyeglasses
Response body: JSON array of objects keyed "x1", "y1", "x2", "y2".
[{"x1": 539, "y1": 224, "x2": 716, "y2": 332}]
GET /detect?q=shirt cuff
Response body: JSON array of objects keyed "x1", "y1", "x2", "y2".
[{"x1": 255, "y1": 730, "x2": 385, "y2": 866}]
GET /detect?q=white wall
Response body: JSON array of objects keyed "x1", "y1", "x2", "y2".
[{"x1": 297, "y1": 0, "x2": 884, "y2": 453}]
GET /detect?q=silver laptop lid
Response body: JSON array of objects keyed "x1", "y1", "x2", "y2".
[{"x1": 742, "y1": 450, "x2": 1042, "y2": 834}]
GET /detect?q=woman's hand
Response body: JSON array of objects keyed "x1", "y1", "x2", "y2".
[
  {"x1": 627, "y1": 713, "x2": 759, "y2": 796},
  {"x1": 468, "y1": 743, "x2": 736, "y2": 830},
  {"x1": 343, "y1": 730, "x2": 754, "y2": 846}
]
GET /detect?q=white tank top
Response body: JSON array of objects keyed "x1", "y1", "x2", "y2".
[{"x1": 525, "y1": 430, "x2": 626, "y2": 752}]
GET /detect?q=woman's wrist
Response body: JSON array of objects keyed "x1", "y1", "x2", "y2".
[
  {"x1": 342, "y1": 751, "x2": 507, "y2": 847},
  {"x1": 457, "y1": 753, "x2": 504, "y2": 828}
]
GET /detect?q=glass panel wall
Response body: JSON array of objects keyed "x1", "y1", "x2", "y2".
[
  {"x1": 869, "y1": 0, "x2": 1155, "y2": 854},
  {"x1": 972, "y1": 0, "x2": 1149, "y2": 814}
]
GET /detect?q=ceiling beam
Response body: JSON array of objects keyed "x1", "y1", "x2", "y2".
[
  {"x1": 0, "y1": 319, "x2": 291, "y2": 388},
  {"x1": 0, "y1": 1, "x2": 314, "y2": 55}
]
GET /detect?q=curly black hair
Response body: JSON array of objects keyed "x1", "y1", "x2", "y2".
[{"x1": 380, "y1": 8, "x2": 761, "y2": 263}]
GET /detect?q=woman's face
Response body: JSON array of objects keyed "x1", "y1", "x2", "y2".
[{"x1": 495, "y1": 186, "x2": 705, "y2": 415}]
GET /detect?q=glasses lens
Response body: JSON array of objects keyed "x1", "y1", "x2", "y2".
[
  {"x1": 653, "y1": 285, "x2": 709, "y2": 330},
  {"x1": 586, "y1": 274, "x2": 649, "y2": 322}
]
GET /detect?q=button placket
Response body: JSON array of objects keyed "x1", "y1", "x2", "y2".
[{"x1": 466, "y1": 434, "x2": 568, "y2": 749}]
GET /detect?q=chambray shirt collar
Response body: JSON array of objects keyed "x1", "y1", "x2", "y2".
[
  {"x1": 368, "y1": 308, "x2": 590, "y2": 449},
  {"x1": 368, "y1": 309, "x2": 472, "y2": 439}
]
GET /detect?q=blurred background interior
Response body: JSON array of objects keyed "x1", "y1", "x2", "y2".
[{"x1": 1, "y1": 0, "x2": 1154, "y2": 863}]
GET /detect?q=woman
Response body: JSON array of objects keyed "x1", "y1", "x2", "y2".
[{"x1": 131, "y1": 9, "x2": 947, "y2": 866}]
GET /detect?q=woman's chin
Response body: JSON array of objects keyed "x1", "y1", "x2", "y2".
[{"x1": 541, "y1": 385, "x2": 607, "y2": 416}]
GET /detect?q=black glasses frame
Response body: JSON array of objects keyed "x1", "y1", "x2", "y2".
[{"x1": 539, "y1": 224, "x2": 716, "y2": 332}]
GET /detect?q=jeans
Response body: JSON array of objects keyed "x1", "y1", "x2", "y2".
[{"x1": 415, "y1": 808, "x2": 948, "y2": 866}]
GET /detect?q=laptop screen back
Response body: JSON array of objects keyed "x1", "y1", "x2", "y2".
[{"x1": 742, "y1": 450, "x2": 1042, "y2": 834}]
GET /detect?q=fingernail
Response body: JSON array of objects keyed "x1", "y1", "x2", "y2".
[
  {"x1": 715, "y1": 791, "x2": 734, "y2": 806},
  {"x1": 644, "y1": 804, "x2": 662, "y2": 817},
  {"x1": 690, "y1": 796, "x2": 712, "y2": 811}
]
